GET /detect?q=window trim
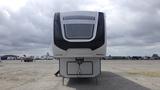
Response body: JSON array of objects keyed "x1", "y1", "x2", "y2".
[
  {"x1": 60, "y1": 12, "x2": 99, "y2": 42},
  {"x1": 63, "y1": 24, "x2": 94, "y2": 39}
]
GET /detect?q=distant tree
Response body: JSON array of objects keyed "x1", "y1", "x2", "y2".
[
  {"x1": 46, "y1": 52, "x2": 50, "y2": 57},
  {"x1": 108, "y1": 55, "x2": 112, "y2": 60},
  {"x1": 152, "y1": 54, "x2": 159, "y2": 60},
  {"x1": 152, "y1": 54, "x2": 159, "y2": 57},
  {"x1": 23, "y1": 55, "x2": 26, "y2": 57}
]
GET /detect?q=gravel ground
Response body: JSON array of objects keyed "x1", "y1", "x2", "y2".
[{"x1": 0, "y1": 60, "x2": 160, "y2": 90}]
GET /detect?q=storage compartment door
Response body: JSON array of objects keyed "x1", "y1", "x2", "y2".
[{"x1": 67, "y1": 61, "x2": 93, "y2": 75}]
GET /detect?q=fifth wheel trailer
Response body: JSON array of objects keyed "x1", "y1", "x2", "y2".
[{"x1": 53, "y1": 11, "x2": 106, "y2": 79}]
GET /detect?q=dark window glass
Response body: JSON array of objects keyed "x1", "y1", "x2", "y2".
[
  {"x1": 64, "y1": 24, "x2": 94, "y2": 39},
  {"x1": 63, "y1": 16, "x2": 95, "y2": 20}
]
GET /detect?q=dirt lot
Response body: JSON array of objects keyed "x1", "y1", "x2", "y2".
[{"x1": 0, "y1": 60, "x2": 160, "y2": 90}]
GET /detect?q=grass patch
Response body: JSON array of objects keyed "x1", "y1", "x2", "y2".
[
  {"x1": 127, "y1": 71, "x2": 160, "y2": 77},
  {"x1": 0, "y1": 65, "x2": 3, "y2": 67}
]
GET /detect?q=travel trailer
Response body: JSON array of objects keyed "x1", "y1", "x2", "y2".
[{"x1": 53, "y1": 11, "x2": 106, "y2": 81}]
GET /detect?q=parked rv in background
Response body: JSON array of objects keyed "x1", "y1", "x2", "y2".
[{"x1": 106, "y1": 54, "x2": 160, "y2": 60}]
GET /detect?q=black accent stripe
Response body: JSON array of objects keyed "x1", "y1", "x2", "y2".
[{"x1": 53, "y1": 12, "x2": 105, "y2": 50}]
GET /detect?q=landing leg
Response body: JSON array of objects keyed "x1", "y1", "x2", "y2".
[
  {"x1": 95, "y1": 77, "x2": 98, "y2": 85},
  {"x1": 62, "y1": 77, "x2": 64, "y2": 85}
]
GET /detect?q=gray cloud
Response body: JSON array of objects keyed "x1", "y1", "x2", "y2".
[
  {"x1": 107, "y1": 0, "x2": 160, "y2": 47},
  {"x1": 0, "y1": 0, "x2": 160, "y2": 55},
  {"x1": 0, "y1": 0, "x2": 93, "y2": 55}
]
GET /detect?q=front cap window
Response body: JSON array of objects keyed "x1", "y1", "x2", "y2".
[{"x1": 64, "y1": 24, "x2": 94, "y2": 39}]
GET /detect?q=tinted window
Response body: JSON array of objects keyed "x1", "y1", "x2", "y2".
[
  {"x1": 63, "y1": 16, "x2": 95, "y2": 20},
  {"x1": 64, "y1": 24, "x2": 94, "y2": 39}
]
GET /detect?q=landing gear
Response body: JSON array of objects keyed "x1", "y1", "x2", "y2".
[
  {"x1": 55, "y1": 70, "x2": 60, "y2": 77},
  {"x1": 62, "y1": 77, "x2": 65, "y2": 85}
]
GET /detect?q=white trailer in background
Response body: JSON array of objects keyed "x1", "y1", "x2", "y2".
[{"x1": 53, "y1": 11, "x2": 106, "y2": 83}]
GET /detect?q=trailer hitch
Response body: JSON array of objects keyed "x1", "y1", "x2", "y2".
[
  {"x1": 76, "y1": 57, "x2": 84, "y2": 65},
  {"x1": 75, "y1": 57, "x2": 84, "y2": 74}
]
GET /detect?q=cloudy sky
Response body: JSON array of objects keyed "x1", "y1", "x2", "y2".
[{"x1": 0, "y1": 0, "x2": 160, "y2": 56}]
